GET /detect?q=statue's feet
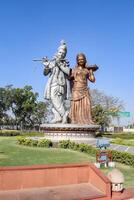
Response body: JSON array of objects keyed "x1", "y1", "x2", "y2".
[
  {"x1": 62, "y1": 111, "x2": 69, "y2": 124},
  {"x1": 50, "y1": 117, "x2": 62, "y2": 124},
  {"x1": 51, "y1": 108, "x2": 62, "y2": 123}
]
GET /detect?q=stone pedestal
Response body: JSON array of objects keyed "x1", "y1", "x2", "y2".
[{"x1": 40, "y1": 124, "x2": 100, "y2": 140}]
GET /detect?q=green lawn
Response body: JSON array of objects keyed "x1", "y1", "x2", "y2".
[
  {"x1": 0, "y1": 137, "x2": 133, "y2": 187},
  {"x1": 111, "y1": 138, "x2": 134, "y2": 147},
  {"x1": 0, "y1": 137, "x2": 93, "y2": 166},
  {"x1": 102, "y1": 132, "x2": 134, "y2": 140}
]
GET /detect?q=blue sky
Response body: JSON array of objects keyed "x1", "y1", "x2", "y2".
[{"x1": 0, "y1": 0, "x2": 134, "y2": 124}]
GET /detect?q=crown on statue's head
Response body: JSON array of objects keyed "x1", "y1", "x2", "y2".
[{"x1": 57, "y1": 40, "x2": 67, "y2": 53}]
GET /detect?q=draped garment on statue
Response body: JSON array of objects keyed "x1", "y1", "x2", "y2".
[{"x1": 69, "y1": 67, "x2": 93, "y2": 124}]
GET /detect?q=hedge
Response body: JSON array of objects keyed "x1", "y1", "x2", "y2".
[
  {"x1": 58, "y1": 140, "x2": 96, "y2": 155},
  {"x1": 17, "y1": 137, "x2": 52, "y2": 148},
  {"x1": 0, "y1": 130, "x2": 21, "y2": 136},
  {"x1": 0, "y1": 130, "x2": 44, "y2": 137}
]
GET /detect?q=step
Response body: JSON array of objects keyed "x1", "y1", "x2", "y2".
[{"x1": 0, "y1": 183, "x2": 108, "y2": 200}]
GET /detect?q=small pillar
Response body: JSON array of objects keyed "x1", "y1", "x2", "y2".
[{"x1": 107, "y1": 168, "x2": 124, "y2": 197}]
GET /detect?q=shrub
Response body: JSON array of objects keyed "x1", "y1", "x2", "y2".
[
  {"x1": 78, "y1": 143, "x2": 89, "y2": 152},
  {"x1": 68, "y1": 141, "x2": 76, "y2": 149},
  {"x1": 24, "y1": 139, "x2": 33, "y2": 146},
  {"x1": 58, "y1": 140, "x2": 80, "y2": 150},
  {"x1": 112, "y1": 150, "x2": 134, "y2": 167},
  {"x1": 73, "y1": 143, "x2": 80, "y2": 151},
  {"x1": 17, "y1": 137, "x2": 52, "y2": 148},
  {"x1": 58, "y1": 140, "x2": 71, "y2": 149},
  {"x1": 37, "y1": 139, "x2": 52, "y2": 148},
  {"x1": 31, "y1": 140, "x2": 38, "y2": 147},
  {"x1": 17, "y1": 137, "x2": 26, "y2": 144},
  {"x1": 58, "y1": 140, "x2": 97, "y2": 156}
]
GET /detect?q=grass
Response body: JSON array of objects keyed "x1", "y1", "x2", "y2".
[
  {"x1": 0, "y1": 137, "x2": 133, "y2": 187},
  {"x1": 0, "y1": 137, "x2": 93, "y2": 166},
  {"x1": 102, "y1": 132, "x2": 134, "y2": 139},
  {"x1": 111, "y1": 138, "x2": 134, "y2": 147}
]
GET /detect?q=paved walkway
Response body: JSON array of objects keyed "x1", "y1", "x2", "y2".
[{"x1": 77, "y1": 138, "x2": 134, "y2": 155}]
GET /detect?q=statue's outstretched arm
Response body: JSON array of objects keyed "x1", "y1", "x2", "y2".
[{"x1": 43, "y1": 60, "x2": 56, "y2": 76}]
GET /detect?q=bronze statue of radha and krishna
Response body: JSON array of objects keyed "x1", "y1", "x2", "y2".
[{"x1": 34, "y1": 40, "x2": 98, "y2": 126}]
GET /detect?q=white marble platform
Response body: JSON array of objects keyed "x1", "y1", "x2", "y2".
[{"x1": 40, "y1": 123, "x2": 100, "y2": 139}]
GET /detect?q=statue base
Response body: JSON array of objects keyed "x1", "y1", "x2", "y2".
[{"x1": 40, "y1": 123, "x2": 100, "y2": 140}]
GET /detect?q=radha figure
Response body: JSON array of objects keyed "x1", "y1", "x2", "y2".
[{"x1": 69, "y1": 53, "x2": 98, "y2": 124}]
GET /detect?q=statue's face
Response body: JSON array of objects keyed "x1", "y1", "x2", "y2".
[
  {"x1": 57, "y1": 49, "x2": 66, "y2": 59},
  {"x1": 77, "y1": 55, "x2": 86, "y2": 67}
]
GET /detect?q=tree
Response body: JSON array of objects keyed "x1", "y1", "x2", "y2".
[
  {"x1": 0, "y1": 85, "x2": 49, "y2": 130},
  {"x1": 10, "y1": 85, "x2": 38, "y2": 129},
  {"x1": 31, "y1": 101, "x2": 49, "y2": 130},
  {"x1": 0, "y1": 86, "x2": 13, "y2": 127},
  {"x1": 90, "y1": 89, "x2": 124, "y2": 127},
  {"x1": 90, "y1": 89, "x2": 124, "y2": 111},
  {"x1": 0, "y1": 87, "x2": 6, "y2": 125},
  {"x1": 92, "y1": 104, "x2": 110, "y2": 129}
]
